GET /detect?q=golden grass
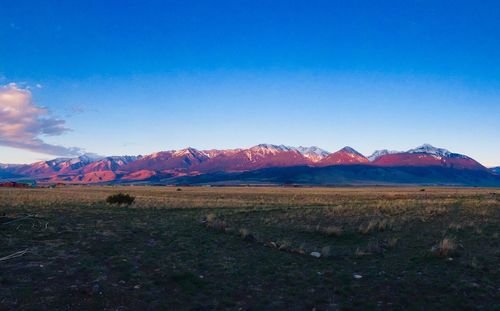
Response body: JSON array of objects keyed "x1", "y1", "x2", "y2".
[
  {"x1": 358, "y1": 219, "x2": 393, "y2": 234},
  {"x1": 1, "y1": 186, "x2": 498, "y2": 210}
]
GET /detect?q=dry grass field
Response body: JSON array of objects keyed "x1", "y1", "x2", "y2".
[{"x1": 1, "y1": 186, "x2": 499, "y2": 310}]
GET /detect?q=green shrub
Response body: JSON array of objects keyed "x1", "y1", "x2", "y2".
[{"x1": 106, "y1": 193, "x2": 135, "y2": 206}]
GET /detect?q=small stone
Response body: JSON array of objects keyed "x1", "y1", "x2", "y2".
[
  {"x1": 353, "y1": 274, "x2": 363, "y2": 279},
  {"x1": 133, "y1": 284, "x2": 140, "y2": 289},
  {"x1": 310, "y1": 252, "x2": 321, "y2": 258}
]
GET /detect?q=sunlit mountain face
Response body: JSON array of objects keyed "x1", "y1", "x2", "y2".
[{"x1": 0, "y1": 144, "x2": 496, "y2": 186}]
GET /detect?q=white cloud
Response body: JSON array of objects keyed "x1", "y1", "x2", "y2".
[{"x1": 0, "y1": 83, "x2": 82, "y2": 156}]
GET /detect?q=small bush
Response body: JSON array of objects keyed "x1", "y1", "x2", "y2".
[
  {"x1": 207, "y1": 219, "x2": 228, "y2": 232},
  {"x1": 106, "y1": 193, "x2": 135, "y2": 206},
  {"x1": 358, "y1": 219, "x2": 392, "y2": 234},
  {"x1": 448, "y1": 222, "x2": 463, "y2": 231},
  {"x1": 205, "y1": 214, "x2": 228, "y2": 232},
  {"x1": 205, "y1": 213, "x2": 216, "y2": 223},
  {"x1": 355, "y1": 247, "x2": 369, "y2": 257},
  {"x1": 276, "y1": 240, "x2": 291, "y2": 251},
  {"x1": 239, "y1": 228, "x2": 255, "y2": 241},
  {"x1": 431, "y1": 238, "x2": 457, "y2": 257},
  {"x1": 323, "y1": 225, "x2": 343, "y2": 237}
]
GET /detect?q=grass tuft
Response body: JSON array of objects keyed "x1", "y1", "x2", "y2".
[
  {"x1": 431, "y1": 238, "x2": 457, "y2": 257},
  {"x1": 239, "y1": 228, "x2": 255, "y2": 241},
  {"x1": 323, "y1": 225, "x2": 343, "y2": 237}
]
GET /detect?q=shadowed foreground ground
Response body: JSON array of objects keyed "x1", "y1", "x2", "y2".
[{"x1": 0, "y1": 186, "x2": 499, "y2": 310}]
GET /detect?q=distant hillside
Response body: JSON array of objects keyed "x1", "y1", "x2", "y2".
[{"x1": 166, "y1": 165, "x2": 500, "y2": 187}]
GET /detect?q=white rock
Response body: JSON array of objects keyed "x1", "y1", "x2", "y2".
[
  {"x1": 310, "y1": 252, "x2": 321, "y2": 258},
  {"x1": 353, "y1": 274, "x2": 363, "y2": 279}
]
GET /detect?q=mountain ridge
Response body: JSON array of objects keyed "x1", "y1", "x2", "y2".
[{"x1": 1, "y1": 144, "x2": 497, "y2": 186}]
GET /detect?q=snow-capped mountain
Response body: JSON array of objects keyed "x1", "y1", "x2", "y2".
[
  {"x1": 80, "y1": 156, "x2": 140, "y2": 173},
  {"x1": 47, "y1": 153, "x2": 103, "y2": 165},
  {"x1": 0, "y1": 144, "x2": 494, "y2": 184},
  {"x1": 48, "y1": 153, "x2": 105, "y2": 173},
  {"x1": 202, "y1": 149, "x2": 243, "y2": 158},
  {"x1": 407, "y1": 144, "x2": 470, "y2": 159},
  {"x1": 373, "y1": 144, "x2": 485, "y2": 170},
  {"x1": 367, "y1": 149, "x2": 400, "y2": 161},
  {"x1": 194, "y1": 144, "x2": 310, "y2": 172},
  {"x1": 245, "y1": 144, "x2": 295, "y2": 157},
  {"x1": 122, "y1": 148, "x2": 208, "y2": 172},
  {"x1": 292, "y1": 146, "x2": 330, "y2": 162}
]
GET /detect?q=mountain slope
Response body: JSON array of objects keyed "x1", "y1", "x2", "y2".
[
  {"x1": 373, "y1": 144, "x2": 486, "y2": 170},
  {"x1": 194, "y1": 144, "x2": 311, "y2": 173},
  {"x1": 0, "y1": 143, "x2": 496, "y2": 186},
  {"x1": 367, "y1": 149, "x2": 399, "y2": 161},
  {"x1": 318, "y1": 147, "x2": 369, "y2": 166},
  {"x1": 80, "y1": 156, "x2": 139, "y2": 173},
  {"x1": 292, "y1": 146, "x2": 330, "y2": 162},
  {"x1": 168, "y1": 165, "x2": 500, "y2": 187},
  {"x1": 122, "y1": 148, "x2": 208, "y2": 172}
]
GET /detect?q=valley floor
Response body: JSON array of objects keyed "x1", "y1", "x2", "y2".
[{"x1": 0, "y1": 186, "x2": 499, "y2": 310}]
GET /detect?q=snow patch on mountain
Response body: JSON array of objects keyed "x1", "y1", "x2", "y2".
[
  {"x1": 368, "y1": 149, "x2": 400, "y2": 161},
  {"x1": 408, "y1": 144, "x2": 451, "y2": 157},
  {"x1": 173, "y1": 147, "x2": 201, "y2": 157},
  {"x1": 203, "y1": 149, "x2": 242, "y2": 158},
  {"x1": 338, "y1": 146, "x2": 365, "y2": 157},
  {"x1": 245, "y1": 144, "x2": 331, "y2": 162},
  {"x1": 407, "y1": 144, "x2": 469, "y2": 159},
  {"x1": 49, "y1": 153, "x2": 104, "y2": 166},
  {"x1": 104, "y1": 156, "x2": 140, "y2": 165},
  {"x1": 254, "y1": 144, "x2": 292, "y2": 151},
  {"x1": 293, "y1": 146, "x2": 330, "y2": 156}
]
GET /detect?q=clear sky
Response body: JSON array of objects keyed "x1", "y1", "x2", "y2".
[{"x1": 1, "y1": 0, "x2": 499, "y2": 166}]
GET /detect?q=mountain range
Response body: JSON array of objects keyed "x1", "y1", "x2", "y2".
[{"x1": 1, "y1": 144, "x2": 499, "y2": 186}]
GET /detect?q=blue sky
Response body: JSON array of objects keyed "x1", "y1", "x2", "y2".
[{"x1": 1, "y1": 0, "x2": 499, "y2": 166}]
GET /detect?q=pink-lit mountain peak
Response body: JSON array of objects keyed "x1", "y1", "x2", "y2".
[
  {"x1": 0, "y1": 143, "x2": 492, "y2": 184},
  {"x1": 373, "y1": 144, "x2": 485, "y2": 170},
  {"x1": 319, "y1": 146, "x2": 369, "y2": 166}
]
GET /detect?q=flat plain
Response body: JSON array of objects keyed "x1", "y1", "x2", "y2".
[{"x1": 1, "y1": 186, "x2": 499, "y2": 310}]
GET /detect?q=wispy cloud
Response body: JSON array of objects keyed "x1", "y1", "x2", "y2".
[{"x1": 0, "y1": 83, "x2": 82, "y2": 156}]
